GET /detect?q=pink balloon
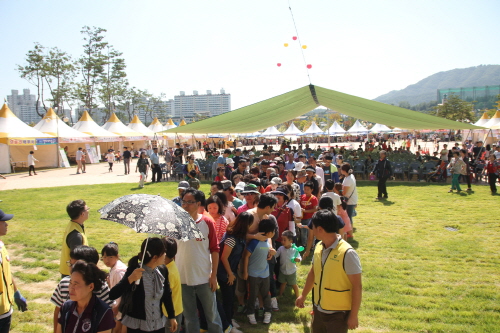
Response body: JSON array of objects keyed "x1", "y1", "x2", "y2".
[
  {"x1": 277, "y1": 63, "x2": 282, "y2": 67},
  {"x1": 307, "y1": 64, "x2": 312, "y2": 69},
  {"x1": 293, "y1": 36, "x2": 297, "y2": 40}
]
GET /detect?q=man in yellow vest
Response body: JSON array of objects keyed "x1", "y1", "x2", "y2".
[
  {"x1": 59, "y1": 200, "x2": 89, "y2": 277},
  {"x1": 0, "y1": 209, "x2": 28, "y2": 332},
  {"x1": 295, "y1": 210, "x2": 362, "y2": 333}
]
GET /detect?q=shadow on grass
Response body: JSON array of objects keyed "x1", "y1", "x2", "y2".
[{"x1": 347, "y1": 237, "x2": 359, "y2": 249}]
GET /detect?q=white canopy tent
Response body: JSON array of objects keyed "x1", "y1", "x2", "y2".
[
  {"x1": 370, "y1": 123, "x2": 392, "y2": 133},
  {"x1": 242, "y1": 131, "x2": 262, "y2": 138},
  {"x1": 73, "y1": 111, "x2": 120, "y2": 138},
  {"x1": 34, "y1": 108, "x2": 92, "y2": 140},
  {"x1": 282, "y1": 122, "x2": 303, "y2": 136},
  {"x1": 127, "y1": 115, "x2": 155, "y2": 136},
  {"x1": 474, "y1": 112, "x2": 490, "y2": 127},
  {"x1": 483, "y1": 110, "x2": 500, "y2": 129},
  {"x1": 261, "y1": 126, "x2": 282, "y2": 137},
  {"x1": 0, "y1": 104, "x2": 57, "y2": 173},
  {"x1": 148, "y1": 117, "x2": 167, "y2": 133},
  {"x1": 347, "y1": 120, "x2": 369, "y2": 134},
  {"x1": 102, "y1": 113, "x2": 143, "y2": 137},
  {"x1": 325, "y1": 121, "x2": 346, "y2": 136},
  {"x1": 300, "y1": 121, "x2": 325, "y2": 136},
  {"x1": 164, "y1": 118, "x2": 177, "y2": 130}
]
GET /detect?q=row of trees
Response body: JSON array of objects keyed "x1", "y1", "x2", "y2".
[{"x1": 17, "y1": 26, "x2": 167, "y2": 124}]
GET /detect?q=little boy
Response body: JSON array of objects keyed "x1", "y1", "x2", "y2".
[
  {"x1": 187, "y1": 170, "x2": 201, "y2": 189},
  {"x1": 162, "y1": 237, "x2": 183, "y2": 333},
  {"x1": 243, "y1": 219, "x2": 276, "y2": 325},
  {"x1": 299, "y1": 181, "x2": 318, "y2": 247},
  {"x1": 275, "y1": 230, "x2": 301, "y2": 298}
]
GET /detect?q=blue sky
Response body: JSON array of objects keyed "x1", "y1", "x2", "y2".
[{"x1": 1, "y1": 0, "x2": 499, "y2": 110}]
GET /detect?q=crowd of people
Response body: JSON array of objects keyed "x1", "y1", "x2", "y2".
[{"x1": 1, "y1": 135, "x2": 499, "y2": 333}]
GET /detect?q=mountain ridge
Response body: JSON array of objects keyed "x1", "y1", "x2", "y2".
[{"x1": 374, "y1": 65, "x2": 500, "y2": 106}]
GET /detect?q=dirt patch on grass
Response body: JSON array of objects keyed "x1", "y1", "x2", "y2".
[{"x1": 18, "y1": 279, "x2": 58, "y2": 295}]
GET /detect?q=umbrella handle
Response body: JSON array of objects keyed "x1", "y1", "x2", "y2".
[{"x1": 136, "y1": 237, "x2": 150, "y2": 285}]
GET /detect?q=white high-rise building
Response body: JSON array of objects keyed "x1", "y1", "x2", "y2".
[
  {"x1": 6, "y1": 89, "x2": 42, "y2": 124},
  {"x1": 173, "y1": 89, "x2": 230, "y2": 122}
]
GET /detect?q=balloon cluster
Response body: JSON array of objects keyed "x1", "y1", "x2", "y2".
[
  {"x1": 290, "y1": 243, "x2": 304, "y2": 263},
  {"x1": 278, "y1": 36, "x2": 312, "y2": 69}
]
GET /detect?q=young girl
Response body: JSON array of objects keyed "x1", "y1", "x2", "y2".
[
  {"x1": 214, "y1": 167, "x2": 227, "y2": 182},
  {"x1": 206, "y1": 195, "x2": 229, "y2": 242},
  {"x1": 341, "y1": 163, "x2": 357, "y2": 229},
  {"x1": 334, "y1": 183, "x2": 353, "y2": 239},
  {"x1": 101, "y1": 242, "x2": 127, "y2": 333},
  {"x1": 106, "y1": 150, "x2": 115, "y2": 172},
  {"x1": 136, "y1": 152, "x2": 150, "y2": 188},
  {"x1": 483, "y1": 154, "x2": 498, "y2": 194},
  {"x1": 217, "y1": 212, "x2": 254, "y2": 330},
  {"x1": 109, "y1": 238, "x2": 177, "y2": 333}
]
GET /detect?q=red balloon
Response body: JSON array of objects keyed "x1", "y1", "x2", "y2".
[
  {"x1": 307, "y1": 64, "x2": 312, "y2": 69},
  {"x1": 293, "y1": 36, "x2": 297, "y2": 40},
  {"x1": 277, "y1": 63, "x2": 281, "y2": 67}
]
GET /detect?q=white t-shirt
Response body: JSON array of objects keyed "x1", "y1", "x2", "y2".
[
  {"x1": 342, "y1": 174, "x2": 358, "y2": 205},
  {"x1": 321, "y1": 192, "x2": 341, "y2": 215},
  {"x1": 494, "y1": 151, "x2": 500, "y2": 159},
  {"x1": 106, "y1": 153, "x2": 115, "y2": 162},
  {"x1": 75, "y1": 150, "x2": 83, "y2": 161},
  {"x1": 315, "y1": 166, "x2": 325, "y2": 184},
  {"x1": 287, "y1": 199, "x2": 303, "y2": 219}
]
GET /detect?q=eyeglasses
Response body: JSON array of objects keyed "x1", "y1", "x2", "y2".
[
  {"x1": 181, "y1": 200, "x2": 197, "y2": 205},
  {"x1": 84, "y1": 207, "x2": 91, "y2": 212}
]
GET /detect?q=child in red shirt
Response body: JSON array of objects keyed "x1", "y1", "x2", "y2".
[{"x1": 298, "y1": 181, "x2": 318, "y2": 248}]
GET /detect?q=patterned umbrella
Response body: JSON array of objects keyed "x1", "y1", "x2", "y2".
[{"x1": 98, "y1": 194, "x2": 203, "y2": 241}]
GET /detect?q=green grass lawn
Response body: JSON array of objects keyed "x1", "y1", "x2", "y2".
[{"x1": 0, "y1": 181, "x2": 499, "y2": 333}]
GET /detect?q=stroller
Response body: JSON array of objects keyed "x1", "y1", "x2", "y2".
[{"x1": 426, "y1": 161, "x2": 447, "y2": 182}]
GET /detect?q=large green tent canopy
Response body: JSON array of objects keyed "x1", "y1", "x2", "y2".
[{"x1": 164, "y1": 85, "x2": 481, "y2": 134}]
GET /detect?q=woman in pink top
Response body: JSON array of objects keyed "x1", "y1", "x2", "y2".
[{"x1": 205, "y1": 195, "x2": 229, "y2": 242}]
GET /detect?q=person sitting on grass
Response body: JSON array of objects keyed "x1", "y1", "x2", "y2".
[
  {"x1": 275, "y1": 230, "x2": 301, "y2": 299},
  {"x1": 242, "y1": 218, "x2": 276, "y2": 325},
  {"x1": 52, "y1": 246, "x2": 115, "y2": 333},
  {"x1": 187, "y1": 169, "x2": 201, "y2": 189},
  {"x1": 56, "y1": 261, "x2": 115, "y2": 333}
]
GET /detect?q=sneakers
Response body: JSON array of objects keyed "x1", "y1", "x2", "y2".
[
  {"x1": 247, "y1": 314, "x2": 257, "y2": 325},
  {"x1": 230, "y1": 327, "x2": 243, "y2": 333},
  {"x1": 271, "y1": 297, "x2": 279, "y2": 311},
  {"x1": 231, "y1": 319, "x2": 240, "y2": 329},
  {"x1": 76, "y1": 172, "x2": 81, "y2": 174},
  {"x1": 263, "y1": 312, "x2": 272, "y2": 324},
  {"x1": 82, "y1": 171, "x2": 86, "y2": 173}
]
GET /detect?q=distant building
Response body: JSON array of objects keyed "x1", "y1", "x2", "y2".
[
  {"x1": 173, "y1": 89, "x2": 231, "y2": 123},
  {"x1": 6, "y1": 89, "x2": 42, "y2": 124}
]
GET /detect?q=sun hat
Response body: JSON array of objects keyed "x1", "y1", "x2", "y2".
[
  {"x1": 177, "y1": 181, "x2": 190, "y2": 189},
  {"x1": 293, "y1": 161, "x2": 304, "y2": 171},
  {"x1": 270, "y1": 177, "x2": 283, "y2": 185},
  {"x1": 235, "y1": 182, "x2": 246, "y2": 192},
  {"x1": 271, "y1": 189, "x2": 289, "y2": 200},
  {"x1": 0, "y1": 210, "x2": 14, "y2": 221},
  {"x1": 241, "y1": 184, "x2": 259, "y2": 194},
  {"x1": 305, "y1": 166, "x2": 316, "y2": 173},
  {"x1": 221, "y1": 180, "x2": 232, "y2": 190}
]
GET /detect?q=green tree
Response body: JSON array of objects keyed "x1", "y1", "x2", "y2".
[
  {"x1": 43, "y1": 47, "x2": 77, "y2": 117},
  {"x1": 432, "y1": 93, "x2": 476, "y2": 122},
  {"x1": 398, "y1": 101, "x2": 411, "y2": 109},
  {"x1": 17, "y1": 42, "x2": 47, "y2": 117},
  {"x1": 98, "y1": 45, "x2": 128, "y2": 121},
  {"x1": 76, "y1": 26, "x2": 108, "y2": 114}
]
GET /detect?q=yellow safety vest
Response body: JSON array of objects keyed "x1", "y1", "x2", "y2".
[
  {"x1": 59, "y1": 221, "x2": 88, "y2": 275},
  {"x1": 313, "y1": 239, "x2": 353, "y2": 311},
  {"x1": 0, "y1": 241, "x2": 14, "y2": 315}
]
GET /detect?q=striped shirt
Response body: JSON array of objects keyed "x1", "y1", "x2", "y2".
[{"x1": 50, "y1": 276, "x2": 115, "y2": 307}]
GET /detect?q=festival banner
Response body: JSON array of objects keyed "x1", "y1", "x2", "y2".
[
  {"x1": 8, "y1": 138, "x2": 36, "y2": 146},
  {"x1": 36, "y1": 138, "x2": 58, "y2": 145}
]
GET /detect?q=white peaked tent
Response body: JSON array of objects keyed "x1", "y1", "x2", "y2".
[
  {"x1": 370, "y1": 123, "x2": 392, "y2": 133},
  {"x1": 282, "y1": 122, "x2": 303, "y2": 136},
  {"x1": 34, "y1": 108, "x2": 91, "y2": 139},
  {"x1": 261, "y1": 126, "x2": 282, "y2": 137},
  {"x1": 148, "y1": 117, "x2": 166, "y2": 133},
  {"x1": 0, "y1": 104, "x2": 57, "y2": 173},
  {"x1": 73, "y1": 111, "x2": 120, "y2": 138},
  {"x1": 128, "y1": 115, "x2": 155, "y2": 136},
  {"x1": 102, "y1": 113, "x2": 143, "y2": 137},
  {"x1": 474, "y1": 112, "x2": 490, "y2": 127},
  {"x1": 483, "y1": 110, "x2": 500, "y2": 129},
  {"x1": 326, "y1": 121, "x2": 346, "y2": 136},
  {"x1": 301, "y1": 121, "x2": 325, "y2": 136},
  {"x1": 243, "y1": 131, "x2": 262, "y2": 138},
  {"x1": 164, "y1": 118, "x2": 177, "y2": 130},
  {"x1": 347, "y1": 120, "x2": 369, "y2": 134}
]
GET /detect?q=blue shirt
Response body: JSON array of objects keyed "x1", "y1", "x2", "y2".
[
  {"x1": 150, "y1": 153, "x2": 160, "y2": 165},
  {"x1": 246, "y1": 239, "x2": 270, "y2": 278}
]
